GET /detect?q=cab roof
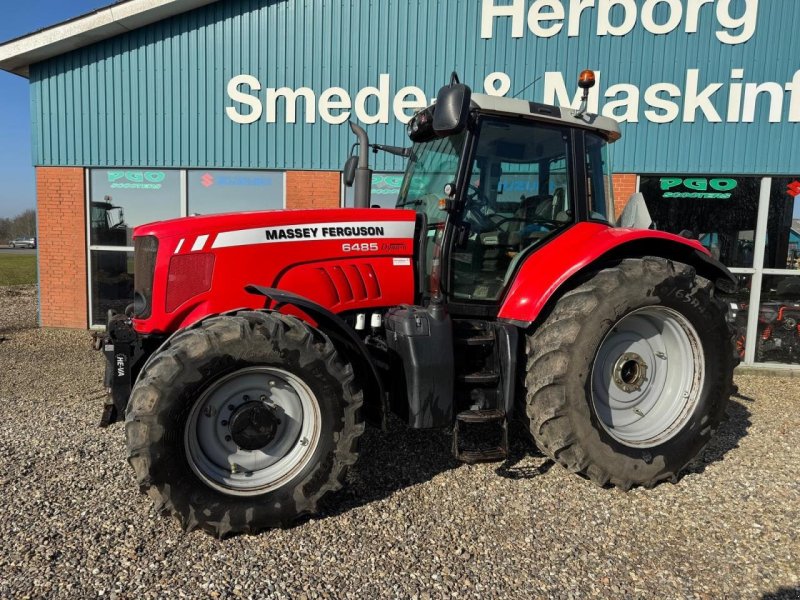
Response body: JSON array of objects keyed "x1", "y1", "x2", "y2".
[{"x1": 470, "y1": 93, "x2": 621, "y2": 142}]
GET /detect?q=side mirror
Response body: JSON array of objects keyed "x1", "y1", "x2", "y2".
[
  {"x1": 343, "y1": 155, "x2": 358, "y2": 188},
  {"x1": 432, "y1": 72, "x2": 471, "y2": 136}
]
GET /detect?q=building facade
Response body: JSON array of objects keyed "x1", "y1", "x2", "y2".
[{"x1": 0, "y1": 0, "x2": 798, "y2": 368}]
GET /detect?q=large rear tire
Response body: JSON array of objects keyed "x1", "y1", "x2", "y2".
[
  {"x1": 524, "y1": 257, "x2": 736, "y2": 489},
  {"x1": 125, "y1": 310, "x2": 364, "y2": 537}
]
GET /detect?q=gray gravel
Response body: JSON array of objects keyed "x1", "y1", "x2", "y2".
[{"x1": 1, "y1": 284, "x2": 799, "y2": 599}]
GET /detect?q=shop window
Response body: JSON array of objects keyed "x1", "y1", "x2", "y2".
[
  {"x1": 188, "y1": 170, "x2": 285, "y2": 215},
  {"x1": 89, "y1": 169, "x2": 181, "y2": 247},
  {"x1": 755, "y1": 274, "x2": 800, "y2": 365},
  {"x1": 344, "y1": 172, "x2": 403, "y2": 208},
  {"x1": 639, "y1": 175, "x2": 762, "y2": 268},
  {"x1": 764, "y1": 178, "x2": 800, "y2": 270},
  {"x1": 90, "y1": 250, "x2": 134, "y2": 322},
  {"x1": 720, "y1": 274, "x2": 754, "y2": 362},
  {"x1": 88, "y1": 169, "x2": 180, "y2": 326}
]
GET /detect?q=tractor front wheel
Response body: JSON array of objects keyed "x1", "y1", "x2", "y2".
[
  {"x1": 524, "y1": 257, "x2": 735, "y2": 489},
  {"x1": 125, "y1": 311, "x2": 364, "y2": 537}
]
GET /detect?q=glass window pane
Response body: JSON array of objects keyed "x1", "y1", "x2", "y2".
[
  {"x1": 765, "y1": 177, "x2": 800, "y2": 270},
  {"x1": 344, "y1": 172, "x2": 403, "y2": 208},
  {"x1": 398, "y1": 133, "x2": 466, "y2": 226},
  {"x1": 90, "y1": 169, "x2": 181, "y2": 247},
  {"x1": 188, "y1": 170, "x2": 285, "y2": 215},
  {"x1": 755, "y1": 274, "x2": 800, "y2": 365},
  {"x1": 90, "y1": 250, "x2": 133, "y2": 326},
  {"x1": 586, "y1": 133, "x2": 612, "y2": 222},
  {"x1": 638, "y1": 175, "x2": 761, "y2": 268},
  {"x1": 451, "y1": 119, "x2": 573, "y2": 301},
  {"x1": 722, "y1": 274, "x2": 753, "y2": 363}
]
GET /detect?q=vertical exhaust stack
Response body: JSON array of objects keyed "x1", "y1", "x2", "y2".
[{"x1": 349, "y1": 121, "x2": 372, "y2": 208}]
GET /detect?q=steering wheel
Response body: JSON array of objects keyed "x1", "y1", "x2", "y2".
[{"x1": 463, "y1": 184, "x2": 501, "y2": 232}]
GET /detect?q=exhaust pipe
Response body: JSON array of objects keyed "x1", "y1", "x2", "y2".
[{"x1": 349, "y1": 121, "x2": 372, "y2": 208}]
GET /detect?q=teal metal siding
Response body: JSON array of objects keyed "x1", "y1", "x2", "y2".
[{"x1": 29, "y1": 0, "x2": 800, "y2": 174}]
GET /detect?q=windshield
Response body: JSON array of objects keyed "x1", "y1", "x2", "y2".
[{"x1": 397, "y1": 132, "x2": 466, "y2": 225}]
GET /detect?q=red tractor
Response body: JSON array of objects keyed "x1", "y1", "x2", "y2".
[{"x1": 100, "y1": 72, "x2": 737, "y2": 537}]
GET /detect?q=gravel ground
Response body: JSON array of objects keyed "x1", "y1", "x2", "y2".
[{"x1": 0, "y1": 284, "x2": 799, "y2": 599}]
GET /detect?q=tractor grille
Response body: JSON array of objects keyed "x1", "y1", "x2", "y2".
[{"x1": 133, "y1": 236, "x2": 159, "y2": 319}]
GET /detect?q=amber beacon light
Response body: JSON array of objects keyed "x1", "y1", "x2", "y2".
[
  {"x1": 578, "y1": 69, "x2": 596, "y2": 90},
  {"x1": 575, "y1": 69, "x2": 596, "y2": 117}
]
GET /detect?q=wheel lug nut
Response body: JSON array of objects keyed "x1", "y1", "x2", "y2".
[
  {"x1": 221, "y1": 420, "x2": 228, "y2": 426},
  {"x1": 228, "y1": 404, "x2": 235, "y2": 411},
  {"x1": 243, "y1": 395, "x2": 250, "y2": 401},
  {"x1": 260, "y1": 395, "x2": 267, "y2": 402},
  {"x1": 225, "y1": 435, "x2": 232, "y2": 442}
]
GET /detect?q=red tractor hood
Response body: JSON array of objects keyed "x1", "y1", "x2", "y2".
[
  {"x1": 133, "y1": 208, "x2": 416, "y2": 241},
  {"x1": 132, "y1": 208, "x2": 419, "y2": 334}
]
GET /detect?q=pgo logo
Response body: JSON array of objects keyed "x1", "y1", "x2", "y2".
[
  {"x1": 660, "y1": 177, "x2": 737, "y2": 199},
  {"x1": 787, "y1": 181, "x2": 800, "y2": 198},
  {"x1": 201, "y1": 173, "x2": 214, "y2": 188}
]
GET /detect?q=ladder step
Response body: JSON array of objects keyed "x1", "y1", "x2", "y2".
[
  {"x1": 455, "y1": 335, "x2": 495, "y2": 346},
  {"x1": 458, "y1": 447, "x2": 508, "y2": 464},
  {"x1": 458, "y1": 372, "x2": 500, "y2": 385},
  {"x1": 452, "y1": 410, "x2": 508, "y2": 463},
  {"x1": 456, "y1": 408, "x2": 505, "y2": 423}
]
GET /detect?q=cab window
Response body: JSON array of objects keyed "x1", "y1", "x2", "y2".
[{"x1": 451, "y1": 119, "x2": 574, "y2": 302}]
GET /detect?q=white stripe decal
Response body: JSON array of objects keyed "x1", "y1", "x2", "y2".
[
  {"x1": 174, "y1": 238, "x2": 184, "y2": 254},
  {"x1": 192, "y1": 234, "x2": 209, "y2": 251},
  {"x1": 211, "y1": 220, "x2": 416, "y2": 249}
]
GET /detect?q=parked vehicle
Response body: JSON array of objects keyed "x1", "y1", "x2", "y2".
[
  {"x1": 9, "y1": 236, "x2": 36, "y2": 248},
  {"x1": 98, "y1": 72, "x2": 738, "y2": 537}
]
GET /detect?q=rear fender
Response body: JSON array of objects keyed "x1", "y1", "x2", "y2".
[
  {"x1": 245, "y1": 285, "x2": 386, "y2": 428},
  {"x1": 498, "y1": 223, "x2": 736, "y2": 327}
]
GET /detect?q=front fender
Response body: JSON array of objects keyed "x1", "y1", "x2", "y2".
[{"x1": 498, "y1": 222, "x2": 735, "y2": 326}]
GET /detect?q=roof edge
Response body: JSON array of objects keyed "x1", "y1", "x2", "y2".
[{"x1": 0, "y1": 0, "x2": 220, "y2": 78}]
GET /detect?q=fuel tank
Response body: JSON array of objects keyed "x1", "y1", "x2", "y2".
[{"x1": 131, "y1": 208, "x2": 418, "y2": 334}]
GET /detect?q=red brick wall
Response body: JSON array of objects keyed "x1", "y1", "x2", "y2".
[
  {"x1": 285, "y1": 171, "x2": 341, "y2": 209},
  {"x1": 612, "y1": 173, "x2": 638, "y2": 218},
  {"x1": 36, "y1": 167, "x2": 87, "y2": 328}
]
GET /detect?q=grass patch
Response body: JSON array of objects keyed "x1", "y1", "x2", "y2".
[{"x1": 0, "y1": 254, "x2": 37, "y2": 286}]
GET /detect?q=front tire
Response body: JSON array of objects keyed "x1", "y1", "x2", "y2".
[
  {"x1": 125, "y1": 311, "x2": 364, "y2": 536},
  {"x1": 524, "y1": 257, "x2": 735, "y2": 489}
]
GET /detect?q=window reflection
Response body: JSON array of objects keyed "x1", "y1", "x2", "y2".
[
  {"x1": 756, "y1": 275, "x2": 800, "y2": 365},
  {"x1": 188, "y1": 170, "x2": 284, "y2": 215},
  {"x1": 766, "y1": 178, "x2": 800, "y2": 270},
  {"x1": 89, "y1": 169, "x2": 181, "y2": 247},
  {"x1": 90, "y1": 250, "x2": 134, "y2": 325},
  {"x1": 344, "y1": 172, "x2": 403, "y2": 208}
]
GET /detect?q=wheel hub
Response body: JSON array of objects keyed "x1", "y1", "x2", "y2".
[
  {"x1": 590, "y1": 306, "x2": 705, "y2": 448},
  {"x1": 229, "y1": 401, "x2": 281, "y2": 451},
  {"x1": 612, "y1": 352, "x2": 648, "y2": 393},
  {"x1": 184, "y1": 367, "x2": 321, "y2": 496}
]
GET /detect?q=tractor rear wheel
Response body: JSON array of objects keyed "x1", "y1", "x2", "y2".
[
  {"x1": 125, "y1": 310, "x2": 364, "y2": 537},
  {"x1": 524, "y1": 257, "x2": 735, "y2": 489}
]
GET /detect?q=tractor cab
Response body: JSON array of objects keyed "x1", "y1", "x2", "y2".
[{"x1": 353, "y1": 71, "x2": 621, "y2": 313}]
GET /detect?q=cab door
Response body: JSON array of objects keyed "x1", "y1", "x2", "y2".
[{"x1": 447, "y1": 118, "x2": 578, "y2": 308}]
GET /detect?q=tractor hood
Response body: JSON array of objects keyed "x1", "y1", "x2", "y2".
[{"x1": 131, "y1": 208, "x2": 418, "y2": 335}]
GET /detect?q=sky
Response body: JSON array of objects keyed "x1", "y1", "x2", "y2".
[{"x1": 0, "y1": 1, "x2": 109, "y2": 218}]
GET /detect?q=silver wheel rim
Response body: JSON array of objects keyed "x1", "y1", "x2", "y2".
[
  {"x1": 184, "y1": 367, "x2": 321, "y2": 496},
  {"x1": 591, "y1": 306, "x2": 705, "y2": 448}
]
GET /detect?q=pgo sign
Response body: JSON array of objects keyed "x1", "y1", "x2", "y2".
[
  {"x1": 107, "y1": 171, "x2": 166, "y2": 190},
  {"x1": 660, "y1": 177, "x2": 738, "y2": 199}
]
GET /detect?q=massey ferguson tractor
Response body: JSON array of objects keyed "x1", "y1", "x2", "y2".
[{"x1": 99, "y1": 71, "x2": 737, "y2": 537}]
